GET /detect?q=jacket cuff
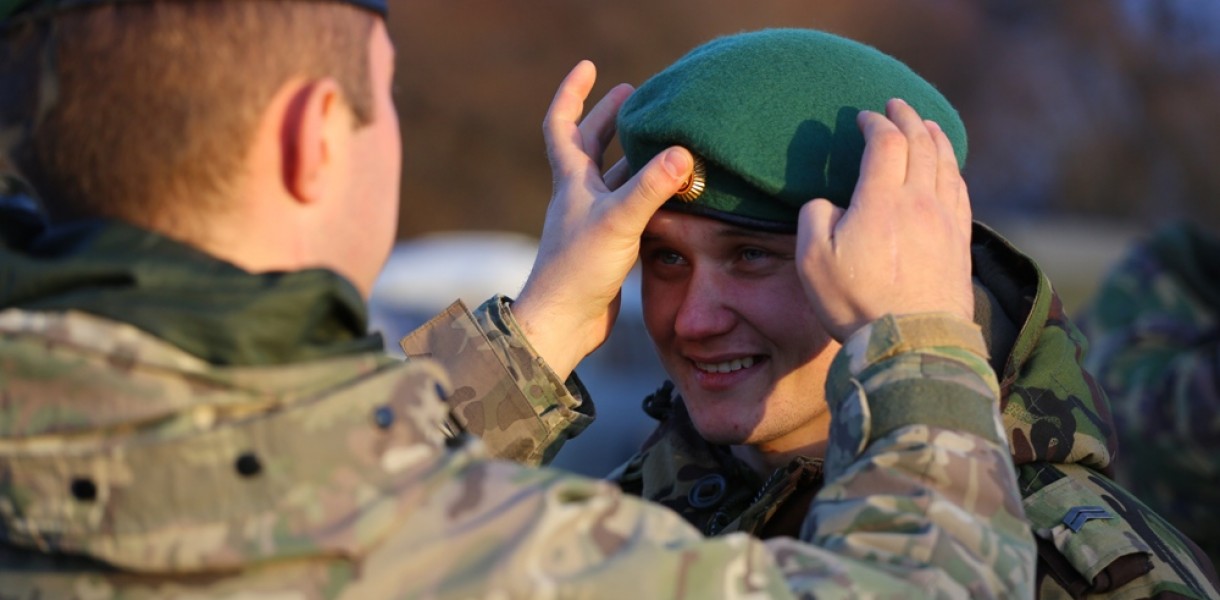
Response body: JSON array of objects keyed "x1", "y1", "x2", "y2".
[
  {"x1": 397, "y1": 297, "x2": 593, "y2": 466},
  {"x1": 824, "y1": 313, "x2": 1003, "y2": 475}
]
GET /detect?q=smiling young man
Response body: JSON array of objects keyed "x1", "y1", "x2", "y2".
[
  {"x1": 639, "y1": 215, "x2": 838, "y2": 476},
  {"x1": 606, "y1": 28, "x2": 1220, "y2": 598}
]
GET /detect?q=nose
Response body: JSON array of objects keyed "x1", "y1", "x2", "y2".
[{"x1": 673, "y1": 267, "x2": 736, "y2": 341}]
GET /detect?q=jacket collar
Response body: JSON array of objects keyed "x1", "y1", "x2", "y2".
[
  {"x1": 0, "y1": 211, "x2": 383, "y2": 365},
  {"x1": 972, "y1": 222, "x2": 1116, "y2": 473}
]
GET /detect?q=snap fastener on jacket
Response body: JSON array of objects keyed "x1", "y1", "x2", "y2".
[
  {"x1": 235, "y1": 452, "x2": 263, "y2": 477},
  {"x1": 688, "y1": 474, "x2": 727, "y2": 508},
  {"x1": 70, "y1": 478, "x2": 97, "y2": 502},
  {"x1": 373, "y1": 405, "x2": 395, "y2": 429}
]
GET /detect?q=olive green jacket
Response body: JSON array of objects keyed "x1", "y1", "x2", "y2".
[{"x1": 610, "y1": 223, "x2": 1220, "y2": 599}]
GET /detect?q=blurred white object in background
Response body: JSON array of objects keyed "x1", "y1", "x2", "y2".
[{"x1": 370, "y1": 231, "x2": 540, "y2": 348}]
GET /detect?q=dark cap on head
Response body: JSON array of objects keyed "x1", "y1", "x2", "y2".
[
  {"x1": 1, "y1": 0, "x2": 387, "y2": 24},
  {"x1": 618, "y1": 28, "x2": 967, "y2": 232}
]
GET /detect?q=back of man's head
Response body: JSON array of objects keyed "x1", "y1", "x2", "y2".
[{"x1": 1, "y1": 0, "x2": 378, "y2": 230}]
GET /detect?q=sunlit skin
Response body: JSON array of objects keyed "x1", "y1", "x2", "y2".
[
  {"x1": 322, "y1": 21, "x2": 402, "y2": 297},
  {"x1": 191, "y1": 21, "x2": 400, "y2": 300},
  {"x1": 640, "y1": 211, "x2": 840, "y2": 475}
]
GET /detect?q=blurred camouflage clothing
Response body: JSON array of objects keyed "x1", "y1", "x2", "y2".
[
  {"x1": 1, "y1": 206, "x2": 1037, "y2": 597},
  {"x1": 607, "y1": 223, "x2": 1220, "y2": 599},
  {"x1": 1079, "y1": 220, "x2": 1220, "y2": 569}
]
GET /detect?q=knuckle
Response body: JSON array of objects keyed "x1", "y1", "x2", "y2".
[{"x1": 871, "y1": 129, "x2": 908, "y2": 152}]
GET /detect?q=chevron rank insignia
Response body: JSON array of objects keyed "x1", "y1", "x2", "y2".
[{"x1": 1063, "y1": 506, "x2": 1114, "y2": 532}]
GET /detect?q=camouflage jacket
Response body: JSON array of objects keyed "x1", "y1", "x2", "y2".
[
  {"x1": 1, "y1": 215, "x2": 1034, "y2": 597},
  {"x1": 610, "y1": 223, "x2": 1220, "y2": 599},
  {"x1": 1078, "y1": 220, "x2": 1220, "y2": 569},
  {"x1": 406, "y1": 299, "x2": 1038, "y2": 598}
]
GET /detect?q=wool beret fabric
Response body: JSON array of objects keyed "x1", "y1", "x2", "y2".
[
  {"x1": 1, "y1": 0, "x2": 387, "y2": 23},
  {"x1": 618, "y1": 28, "x2": 967, "y2": 232}
]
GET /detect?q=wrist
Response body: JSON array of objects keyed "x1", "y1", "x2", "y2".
[{"x1": 509, "y1": 295, "x2": 590, "y2": 380}]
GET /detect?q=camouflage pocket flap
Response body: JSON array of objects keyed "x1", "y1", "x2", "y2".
[{"x1": 1023, "y1": 467, "x2": 1152, "y2": 591}]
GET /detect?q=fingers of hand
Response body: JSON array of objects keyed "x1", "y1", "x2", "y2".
[
  {"x1": 543, "y1": 61, "x2": 598, "y2": 175},
  {"x1": 855, "y1": 109, "x2": 907, "y2": 199},
  {"x1": 886, "y1": 98, "x2": 937, "y2": 189},
  {"x1": 796, "y1": 198, "x2": 854, "y2": 339},
  {"x1": 797, "y1": 198, "x2": 841, "y2": 250},
  {"x1": 796, "y1": 198, "x2": 841, "y2": 277},
  {"x1": 927, "y1": 119, "x2": 971, "y2": 229},
  {"x1": 579, "y1": 83, "x2": 633, "y2": 170}
]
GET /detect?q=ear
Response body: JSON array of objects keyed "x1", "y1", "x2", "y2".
[{"x1": 281, "y1": 79, "x2": 349, "y2": 206}]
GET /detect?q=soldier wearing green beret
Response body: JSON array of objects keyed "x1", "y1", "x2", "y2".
[
  {"x1": 568, "y1": 28, "x2": 1214, "y2": 599},
  {"x1": 1, "y1": 2, "x2": 1038, "y2": 596},
  {"x1": 407, "y1": 32, "x2": 1039, "y2": 599}
]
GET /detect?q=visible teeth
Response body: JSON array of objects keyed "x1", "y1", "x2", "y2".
[{"x1": 694, "y1": 356, "x2": 755, "y2": 373}]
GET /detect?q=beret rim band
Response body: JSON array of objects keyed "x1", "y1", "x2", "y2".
[{"x1": 660, "y1": 201, "x2": 799, "y2": 234}]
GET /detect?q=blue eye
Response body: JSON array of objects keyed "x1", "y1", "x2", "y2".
[
  {"x1": 740, "y1": 247, "x2": 769, "y2": 261},
  {"x1": 658, "y1": 250, "x2": 686, "y2": 265}
]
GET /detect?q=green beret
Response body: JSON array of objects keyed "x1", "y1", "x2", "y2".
[
  {"x1": 618, "y1": 28, "x2": 966, "y2": 232},
  {"x1": 1, "y1": 0, "x2": 387, "y2": 24}
]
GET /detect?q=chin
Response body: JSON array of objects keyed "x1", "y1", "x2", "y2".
[{"x1": 688, "y1": 416, "x2": 759, "y2": 447}]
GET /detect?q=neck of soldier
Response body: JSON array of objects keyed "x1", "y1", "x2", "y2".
[
  {"x1": 729, "y1": 418, "x2": 831, "y2": 476},
  {"x1": 144, "y1": 167, "x2": 370, "y2": 303},
  {"x1": 154, "y1": 181, "x2": 324, "y2": 286}
]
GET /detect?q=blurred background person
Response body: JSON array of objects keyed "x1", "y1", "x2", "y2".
[{"x1": 1079, "y1": 220, "x2": 1220, "y2": 569}]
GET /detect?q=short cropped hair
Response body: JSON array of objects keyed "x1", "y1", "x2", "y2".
[{"x1": 4, "y1": 0, "x2": 375, "y2": 228}]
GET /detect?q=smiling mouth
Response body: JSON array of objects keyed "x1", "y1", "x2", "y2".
[{"x1": 693, "y1": 355, "x2": 757, "y2": 374}]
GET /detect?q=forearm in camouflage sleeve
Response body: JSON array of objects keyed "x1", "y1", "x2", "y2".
[
  {"x1": 398, "y1": 297, "x2": 593, "y2": 466},
  {"x1": 800, "y1": 313, "x2": 1036, "y2": 598}
]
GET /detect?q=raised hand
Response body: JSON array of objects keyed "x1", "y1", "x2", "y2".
[
  {"x1": 512, "y1": 60, "x2": 693, "y2": 380},
  {"x1": 796, "y1": 98, "x2": 974, "y2": 342}
]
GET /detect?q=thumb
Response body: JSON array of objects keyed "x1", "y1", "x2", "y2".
[
  {"x1": 611, "y1": 146, "x2": 692, "y2": 224},
  {"x1": 798, "y1": 198, "x2": 844, "y2": 248}
]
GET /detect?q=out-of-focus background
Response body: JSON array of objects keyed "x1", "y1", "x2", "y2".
[{"x1": 371, "y1": 0, "x2": 1220, "y2": 476}]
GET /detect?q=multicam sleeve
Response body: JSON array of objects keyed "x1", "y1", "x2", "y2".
[
  {"x1": 793, "y1": 313, "x2": 1036, "y2": 598},
  {"x1": 376, "y1": 312, "x2": 1034, "y2": 599},
  {"x1": 398, "y1": 296, "x2": 593, "y2": 466}
]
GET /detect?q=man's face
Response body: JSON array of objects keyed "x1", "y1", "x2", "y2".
[
  {"x1": 338, "y1": 20, "x2": 401, "y2": 297},
  {"x1": 640, "y1": 211, "x2": 840, "y2": 453}
]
